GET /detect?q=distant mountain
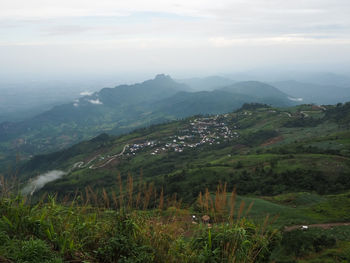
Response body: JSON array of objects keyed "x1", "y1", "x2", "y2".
[
  {"x1": 177, "y1": 76, "x2": 235, "y2": 91},
  {"x1": 293, "y1": 72, "x2": 350, "y2": 88},
  {"x1": 153, "y1": 90, "x2": 254, "y2": 117},
  {"x1": 220, "y1": 81, "x2": 297, "y2": 106},
  {"x1": 0, "y1": 75, "x2": 297, "y2": 170},
  {"x1": 226, "y1": 71, "x2": 350, "y2": 88},
  {"x1": 0, "y1": 74, "x2": 187, "y2": 157},
  {"x1": 271, "y1": 80, "x2": 350, "y2": 105},
  {"x1": 152, "y1": 81, "x2": 297, "y2": 118},
  {"x1": 96, "y1": 74, "x2": 187, "y2": 106}
]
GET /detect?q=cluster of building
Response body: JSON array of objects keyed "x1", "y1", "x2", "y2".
[
  {"x1": 125, "y1": 141, "x2": 156, "y2": 156},
  {"x1": 123, "y1": 115, "x2": 240, "y2": 157}
]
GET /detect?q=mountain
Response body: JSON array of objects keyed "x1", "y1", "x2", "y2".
[
  {"x1": 177, "y1": 76, "x2": 235, "y2": 91},
  {"x1": 153, "y1": 81, "x2": 297, "y2": 118},
  {"x1": 153, "y1": 90, "x2": 255, "y2": 117},
  {"x1": 272, "y1": 80, "x2": 350, "y2": 105},
  {"x1": 226, "y1": 71, "x2": 350, "y2": 88},
  {"x1": 291, "y1": 72, "x2": 350, "y2": 87},
  {"x1": 220, "y1": 81, "x2": 297, "y2": 106},
  {"x1": 20, "y1": 102, "x2": 350, "y2": 200},
  {"x1": 0, "y1": 75, "x2": 298, "y2": 171},
  {"x1": 0, "y1": 75, "x2": 187, "y2": 158}
]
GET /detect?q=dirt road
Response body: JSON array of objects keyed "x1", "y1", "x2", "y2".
[{"x1": 284, "y1": 222, "x2": 350, "y2": 232}]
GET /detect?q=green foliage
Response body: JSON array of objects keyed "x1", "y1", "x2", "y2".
[
  {"x1": 191, "y1": 223, "x2": 271, "y2": 263},
  {"x1": 95, "y1": 214, "x2": 154, "y2": 262},
  {"x1": 325, "y1": 102, "x2": 350, "y2": 126},
  {"x1": 239, "y1": 103, "x2": 271, "y2": 111},
  {"x1": 281, "y1": 230, "x2": 336, "y2": 257},
  {"x1": 243, "y1": 129, "x2": 279, "y2": 146},
  {"x1": 16, "y1": 101, "x2": 350, "y2": 202},
  {"x1": 0, "y1": 192, "x2": 278, "y2": 263},
  {"x1": 283, "y1": 117, "x2": 322, "y2": 128},
  {"x1": 0, "y1": 237, "x2": 63, "y2": 263}
]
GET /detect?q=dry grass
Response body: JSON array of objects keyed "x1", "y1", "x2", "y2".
[{"x1": 196, "y1": 182, "x2": 256, "y2": 225}]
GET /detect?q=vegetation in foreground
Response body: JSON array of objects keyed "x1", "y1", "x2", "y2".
[
  {"x1": 2, "y1": 178, "x2": 350, "y2": 262},
  {"x1": 0, "y1": 180, "x2": 278, "y2": 263}
]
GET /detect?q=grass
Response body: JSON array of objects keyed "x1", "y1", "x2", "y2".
[
  {"x1": 0, "y1": 180, "x2": 278, "y2": 263},
  {"x1": 234, "y1": 195, "x2": 317, "y2": 227}
]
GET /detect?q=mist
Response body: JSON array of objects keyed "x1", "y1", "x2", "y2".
[{"x1": 22, "y1": 170, "x2": 66, "y2": 195}]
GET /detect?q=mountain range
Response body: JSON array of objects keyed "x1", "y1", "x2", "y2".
[
  {"x1": 272, "y1": 80, "x2": 350, "y2": 105},
  {"x1": 0, "y1": 74, "x2": 298, "y2": 169}
]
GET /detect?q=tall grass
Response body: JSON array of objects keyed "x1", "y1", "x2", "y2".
[{"x1": 0, "y1": 175, "x2": 278, "y2": 262}]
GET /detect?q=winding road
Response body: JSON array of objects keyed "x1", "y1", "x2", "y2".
[
  {"x1": 89, "y1": 144, "x2": 129, "y2": 169},
  {"x1": 70, "y1": 144, "x2": 129, "y2": 171}
]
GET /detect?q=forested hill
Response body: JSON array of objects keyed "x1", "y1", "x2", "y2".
[
  {"x1": 0, "y1": 76, "x2": 297, "y2": 170},
  {"x1": 20, "y1": 102, "x2": 350, "y2": 200}
]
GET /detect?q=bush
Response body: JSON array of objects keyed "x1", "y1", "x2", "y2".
[
  {"x1": 95, "y1": 215, "x2": 154, "y2": 263},
  {"x1": 0, "y1": 237, "x2": 63, "y2": 263},
  {"x1": 191, "y1": 222, "x2": 273, "y2": 263},
  {"x1": 18, "y1": 238, "x2": 62, "y2": 263},
  {"x1": 280, "y1": 230, "x2": 336, "y2": 258}
]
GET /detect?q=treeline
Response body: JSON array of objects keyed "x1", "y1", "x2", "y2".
[
  {"x1": 161, "y1": 167, "x2": 350, "y2": 201},
  {"x1": 325, "y1": 101, "x2": 350, "y2": 126}
]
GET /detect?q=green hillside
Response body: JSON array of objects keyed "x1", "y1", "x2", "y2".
[
  {"x1": 2, "y1": 101, "x2": 350, "y2": 262},
  {"x1": 221, "y1": 81, "x2": 296, "y2": 106},
  {"x1": 0, "y1": 76, "x2": 296, "y2": 172},
  {"x1": 20, "y1": 102, "x2": 350, "y2": 201}
]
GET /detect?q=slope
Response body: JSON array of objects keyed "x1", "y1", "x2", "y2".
[
  {"x1": 0, "y1": 77, "x2": 298, "y2": 171},
  {"x1": 221, "y1": 81, "x2": 297, "y2": 106},
  {"x1": 19, "y1": 102, "x2": 350, "y2": 201}
]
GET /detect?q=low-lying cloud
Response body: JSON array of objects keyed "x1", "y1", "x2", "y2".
[
  {"x1": 80, "y1": 91, "x2": 93, "y2": 96},
  {"x1": 22, "y1": 170, "x2": 66, "y2": 195},
  {"x1": 288, "y1": 97, "x2": 303, "y2": 102},
  {"x1": 88, "y1": 98, "x2": 103, "y2": 105}
]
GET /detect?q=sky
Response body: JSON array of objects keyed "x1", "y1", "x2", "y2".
[{"x1": 1, "y1": 0, "x2": 350, "y2": 81}]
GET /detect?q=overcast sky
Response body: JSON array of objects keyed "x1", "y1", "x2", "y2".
[{"x1": 1, "y1": 0, "x2": 350, "y2": 81}]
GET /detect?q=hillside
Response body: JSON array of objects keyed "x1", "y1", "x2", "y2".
[
  {"x1": 221, "y1": 81, "x2": 297, "y2": 106},
  {"x1": 0, "y1": 76, "x2": 297, "y2": 171},
  {"x1": 152, "y1": 90, "x2": 255, "y2": 117},
  {"x1": 177, "y1": 76, "x2": 235, "y2": 91},
  {"x1": 2, "y1": 101, "x2": 349, "y2": 263},
  {"x1": 21, "y1": 102, "x2": 350, "y2": 199}
]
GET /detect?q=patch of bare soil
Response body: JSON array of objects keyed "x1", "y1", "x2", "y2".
[{"x1": 261, "y1": 136, "x2": 283, "y2": 147}]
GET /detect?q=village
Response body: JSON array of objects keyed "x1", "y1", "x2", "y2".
[
  {"x1": 123, "y1": 115, "x2": 240, "y2": 157},
  {"x1": 72, "y1": 114, "x2": 243, "y2": 170}
]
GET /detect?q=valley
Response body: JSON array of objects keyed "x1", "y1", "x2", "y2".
[
  {"x1": 1, "y1": 78, "x2": 350, "y2": 263},
  {"x1": 0, "y1": 75, "x2": 299, "y2": 172}
]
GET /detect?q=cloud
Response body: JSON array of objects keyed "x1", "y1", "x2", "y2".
[
  {"x1": 22, "y1": 170, "x2": 66, "y2": 195},
  {"x1": 88, "y1": 99, "x2": 103, "y2": 105},
  {"x1": 80, "y1": 91, "x2": 93, "y2": 96},
  {"x1": 288, "y1": 97, "x2": 303, "y2": 102},
  {"x1": 208, "y1": 35, "x2": 350, "y2": 47},
  {"x1": 0, "y1": 0, "x2": 349, "y2": 75},
  {"x1": 43, "y1": 25, "x2": 94, "y2": 36}
]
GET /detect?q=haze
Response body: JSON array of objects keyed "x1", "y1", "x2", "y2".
[{"x1": 1, "y1": 0, "x2": 350, "y2": 81}]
